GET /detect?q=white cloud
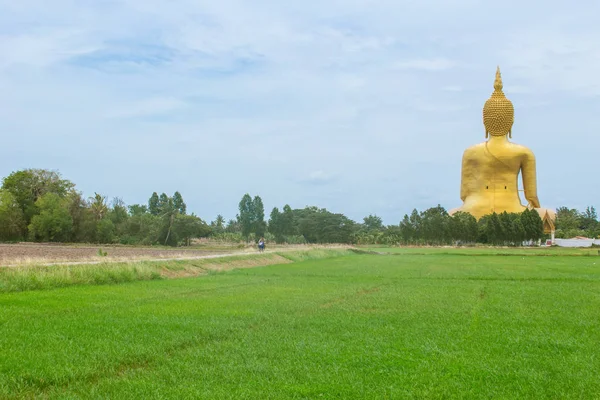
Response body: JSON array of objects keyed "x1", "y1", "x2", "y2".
[
  {"x1": 0, "y1": 31, "x2": 98, "y2": 70},
  {"x1": 105, "y1": 97, "x2": 189, "y2": 119},
  {"x1": 300, "y1": 171, "x2": 338, "y2": 185},
  {"x1": 393, "y1": 58, "x2": 457, "y2": 71},
  {"x1": 442, "y1": 86, "x2": 463, "y2": 92}
]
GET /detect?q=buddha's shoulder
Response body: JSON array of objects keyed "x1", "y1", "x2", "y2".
[
  {"x1": 463, "y1": 142, "x2": 487, "y2": 155},
  {"x1": 463, "y1": 141, "x2": 535, "y2": 156},
  {"x1": 507, "y1": 142, "x2": 535, "y2": 156}
]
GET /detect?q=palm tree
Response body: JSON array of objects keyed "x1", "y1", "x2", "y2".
[{"x1": 89, "y1": 193, "x2": 108, "y2": 221}]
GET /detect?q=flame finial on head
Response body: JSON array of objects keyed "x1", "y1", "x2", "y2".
[
  {"x1": 483, "y1": 66, "x2": 514, "y2": 138},
  {"x1": 493, "y1": 66, "x2": 503, "y2": 91}
]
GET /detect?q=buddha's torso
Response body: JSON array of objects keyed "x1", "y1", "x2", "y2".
[{"x1": 458, "y1": 138, "x2": 533, "y2": 218}]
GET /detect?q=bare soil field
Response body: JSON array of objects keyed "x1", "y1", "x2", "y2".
[{"x1": 0, "y1": 243, "x2": 242, "y2": 266}]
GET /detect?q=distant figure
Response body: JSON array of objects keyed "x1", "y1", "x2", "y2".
[{"x1": 258, "y1": 238, "x2": 265, "y2": 252}]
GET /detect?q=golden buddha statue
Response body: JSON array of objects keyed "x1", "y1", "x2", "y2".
[{"x1": 450, "y1": 67, "x2": 555, "y2": 230}]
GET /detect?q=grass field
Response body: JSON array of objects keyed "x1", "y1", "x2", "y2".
[
  {"x1": 1, "y1": 248, "x2": 599, "y2": 398},
  {"x1": 362, "y1": 245, "x2": 600, "y2": 256}
]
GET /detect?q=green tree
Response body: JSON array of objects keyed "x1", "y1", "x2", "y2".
[
  {"x1": 253, "y1": 196, "x2": 266, "y2": 238},
  {"x1": 580, "y1": 206, "x2": 598, "y2": 235},
  {"x1": 511, "y1": 215, "x2": 526, "y2": 245},
  {"x1": 2, "y1": 168, "x2": 75, "y2": 229},
  {"x1": 158, "y1": 193, "x2": 169, "y2": 214},
  {"x1": 268, "y1": 207, "x2": 284, "y2": 243},
  {"x1": 28, "y1": 193, "x2": 73, "y2": 242},
  {"x1": 0, "y1": 190, "x2": 25, "y2": 241},
  {"x1": 238, "y1": 194, "x2": 254, "y2": 240},
  {"x1": 67, "y1": 191, "x2": 95, "y2": 243},
  {"x1": 211, "y1": 214, "x2": 226, "y2": 235},
  {"x1": 281, "y1": 205, "x2": 295, "y2": 237},
  {"x1": 399, "y1": 214, "x2": 414, "y2": 244},
  {"x1": 420, "y1": 205, "x2": 450, "y2": 245},
  {"x1": 521, "y1": 209, "x2": 544, "y2": 243},
  {"x1": 108, "y1": 198, "x2": 129, "y2": 242},
  {"x1": 157, "y1": 196, "x2": 177, "y2": 246},
  {"x1": 555, "y1": 207, "x2": 580, "y2": 231},
  {"x1": 295, "y1": 206, "x2": 356, "y2": 244},
  {"x1": 129, "y1": 204, "x2": 148, "y2": 216},
  {"x1": 449, "y1": 212, "x2": 478, "y2": 244},
  {"x1": 409, "y1": 209, "x2": 422, "y2": 244},
  {"x1": 110, "y1": 198, "x2": 128, "y2": 225},
  {"x1": 225, "y1": 219, "x2": 240, "y2": 233},
  {"x1": 173, "y1": 191, "x2": 187, "y2": 215},
  {"x1": 363, "y1": 214, "x2": 384, "y2": 231},
  {"x1": 122, "y1": 213, "x2": 161, "y2": 245},
  {"x1": 498, "y1": 212, "x2": 515, "y2": 245},
  {"x1": 148, "y1": 193, "x2": 160, "y2": 216},
  {"x1": 477, "y1": 213, "x2": 503, "y2": 245},
  {"x1": 96, "y1": 219, "x2": 116, "y2": 243},
  {"x1": 89, "y1": 193, "x2": 108, "y2": 221},
  {"x1": 173, "y1": 214, "x2": 211, "y2": 246}
]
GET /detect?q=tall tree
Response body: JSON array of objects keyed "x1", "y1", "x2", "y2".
[
  {"x1": 580, "y1": 206, "x2": 598, "y2": 233},
  {"x1": 89, "y1": 193, "x2": 108, "y2": 221},
  {"x1": 522, "y1": 209, "x2": 544, "y2": 243},
  {"x1": 158, "y1": 196, "x2": 177, "y2": 246},
  {"x1": 253, "y1": 196, "x2": 266, "y2": 238},
  {"x1": 449, "y1": 212, "x2": 478, "y2": 244},
  {"x1": 148, "y1": 192, "x2": 160, "y2": 216},
  {"x1": 555, "y1": 207, "x2": 580, "y2": 231},
  {"x1": 158, "y1": 193, "x2": 169, "y2": 214},
  {"x1": 484, "y1": 212, "x2": 503, "y2": 245},
  {"x1": 173, "y1": 191, "x2": 187, "y2": 215},
  {"x1": 420, "y1": 205, "x2": 450, "y2": 245},
  {"x1": 399, "y1": 214, "x2": 414, "y2": 244},
  {"x1": 67, "y1": 191, "x2": 95, "y2": 243},
  {"x1": 225, "y1": 219, "x2": 240, "y2": 233},
  {"x1": 511, "y1": 215, "x2": 526, "y2": 245},
  {"x1": 363, "y1": 214, "x2": 384, "y2": 231},
  {"x1": 498, "y1": 212, "x2": 515, "y2": 245},
  {"x1": 409, "y1": 209, "x2": 422, "y2": 243},
  {"x1": 238, "y1": 194, "x2": 254, "y2": 240},
  {"x1": 129, "y1": 204, "x2": 148, "y2": 216},
  {"x1": 269, "y1": 207, "x2": 283, "y2": 243},
  {"x1": 211, "y1": 214, "x2": 226, "y2": 234},
  {"x1": 281, "y1": 204, "x2": 295, "y2": 237}
]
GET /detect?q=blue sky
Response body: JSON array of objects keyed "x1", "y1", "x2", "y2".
[{"x1": 1, "y1": 0, "x2": 599, "y2": 224}]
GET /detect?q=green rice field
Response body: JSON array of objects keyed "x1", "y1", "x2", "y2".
[{"x1": 1, "y1": 248, "x2": 599, "y2": 399}]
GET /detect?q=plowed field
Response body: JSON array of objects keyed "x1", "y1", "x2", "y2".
[{"x1": 0, "y1": 243, "x2": 236, "y2": 266}]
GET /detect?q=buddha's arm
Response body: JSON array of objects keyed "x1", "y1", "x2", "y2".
[
  {"x1": 521, "y1": 149, "x2": 541, "y2": 208},
  {"x1": 460, "y1": 151, "x2": 470, "y2": 201}
]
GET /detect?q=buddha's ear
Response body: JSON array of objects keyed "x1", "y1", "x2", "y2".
[
  {"x1": 508, "y1": 129, "x2": 512, "y2": 138},
  {"x1": 485, "y1": 130, "x2": 489, "y2": 139}
]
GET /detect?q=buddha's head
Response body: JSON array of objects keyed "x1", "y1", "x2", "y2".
[{"x1": 483, "y1": 67, "x2": 514, "y2": 138}]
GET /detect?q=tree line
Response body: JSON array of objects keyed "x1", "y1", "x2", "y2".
[
  {"x1": 0, "y1": 168, "x2": 596, "y2": 246},
  {"x1": 554, "y1": 206, "x2": 599, "y2": 239},
  {"x1": 0, "y1": 169, "x2": 209, "y2": 246},
  {"x1": 224, "y1": 195, "x2": 549, "y2": 246}
]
